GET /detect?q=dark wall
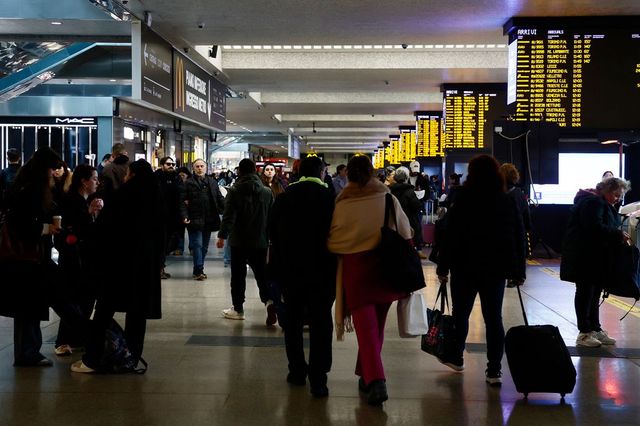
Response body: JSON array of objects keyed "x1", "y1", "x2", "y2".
[{"x1": 529, "y1": 204, "x2": 573, "y2": 256}]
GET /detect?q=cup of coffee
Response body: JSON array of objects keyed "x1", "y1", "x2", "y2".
[{"x1": 52, "y1": 215, "x2": 62, "y2": 228}]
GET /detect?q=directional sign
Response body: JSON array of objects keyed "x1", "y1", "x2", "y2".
[{"x1": 140, "y1": 24, "x2": 173, "y2": 111}]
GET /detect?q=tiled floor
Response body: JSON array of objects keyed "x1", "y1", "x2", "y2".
[{"x1": 1, "y1": 249, "x2": 639, "y2": 425}]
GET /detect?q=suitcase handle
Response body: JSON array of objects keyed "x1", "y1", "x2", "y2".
[{"x1": 516, "y1": 285, "x2": 529, "y2": 326}]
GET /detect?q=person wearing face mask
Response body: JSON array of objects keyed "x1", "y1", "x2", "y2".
[
  {"x1": 260, "y1": 162, "x2": 286, "y2": 198},
  {"x1": 53, "y1": 164, "x2": 104, "y2": 356},
  {"x1": 180, "y1": 159, "x2": 225, "y2": 281}
]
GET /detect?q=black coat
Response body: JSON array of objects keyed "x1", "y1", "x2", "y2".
[
  {"x1": 506, "y1": 184, "x2": 531, "y2": 232},
  {"x1": 269, "y1": 179, "x2": 336, "y2": 301},
  {"x1": 55, "y1": 192, "x2": 98, "y2": 294},
  {"x1": 0, "y1": 185, "x2": 56, "y2": 320},
  {"x1": 390, "y1": 183, "x2": 422, "y2": 241},
  {"x1": 436, "y1": 186, "x2": 526, "y2": 281},
  {"x1": 94, "y1": 177, "x2": 164, "y2": 319},
  {"x1": 560, "y1": 194, "x2": 622, "y2": 284},
  {"x1": 155, "y1": 170, "x2": 183, "y2": 230},
  {"x1": 179, "y1": 175, "x2": 225, "y2": 231}
]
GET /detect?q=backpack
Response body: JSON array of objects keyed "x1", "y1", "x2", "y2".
[{"x1": 97, "y1": 319, "x2": 148, "y2": 374}]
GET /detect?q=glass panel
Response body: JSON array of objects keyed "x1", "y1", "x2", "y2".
[
  {"x1": 51, "y1": 127, "x2": 63, "y2": 158},
  {"x1": 77, "y1": 127, "x2": 90, "y2": 166},
  {"x1": 63, "y1": 127, "x2": 76, "y2": 166},
  {"x1": 90, "y1": 127, "x2": 98, "y2": 166},
  {"x1": 23, "y1": 126, "x2": 36, "y2": 164},
  {"x1": 37, "y1": 126, "x2": 50, "y2": 149}
]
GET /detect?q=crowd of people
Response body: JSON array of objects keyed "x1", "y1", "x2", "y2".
[{"x1": 0, "y1": 144, "x2": 631, "y2": 406}]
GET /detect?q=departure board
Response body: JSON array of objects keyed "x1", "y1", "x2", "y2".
[
  {"x1": 389, "y1": 135, "x2": 400, "y2": 165},
  {"x1": 399, "y1": 126, "x2": 416, "y2": 162},
  {"x1": 415, "y1": 112, "x2": 443, "y2": 157},
  {"x1": 442, "y1": 84, "x2": 506, "y2": 152},
  {"x1": 506, "y1": 18, "x2": 640, "y2": 129}
]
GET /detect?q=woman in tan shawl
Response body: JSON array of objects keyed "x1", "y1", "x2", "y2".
[{"x1": 328, "y1": 155, "x2": 412, "y2": 406}]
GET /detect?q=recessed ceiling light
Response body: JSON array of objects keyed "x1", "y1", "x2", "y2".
[
  {"x1": 486, "y1": 44, "x2": 496, "y2": 48},
  {"x1": 497, "y1": 44, "x2": 507, "y2": 48},
  {"x1": 51, "y1": 21, "x2": 62, "y2": 25},
  {"x1": 109, "y1": 79, "x2": 116, "y2": 82}
]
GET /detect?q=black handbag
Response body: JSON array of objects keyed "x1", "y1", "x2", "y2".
[
  {"x1": 605, "y1": 242, "x2": 640, "y2": 300},
  {"x1": 421, "y1": 281, "x2": 456, "y2": 359},
  {"x1": 378, "y1": 193, "x2": 426, "y2": 293}
]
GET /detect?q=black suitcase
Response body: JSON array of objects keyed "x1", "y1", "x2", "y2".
[{"x1": 505, "y1": 286, "x2": 576, "y2": 399}]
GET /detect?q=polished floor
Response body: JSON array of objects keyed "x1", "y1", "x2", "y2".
[{"x1": 1, "y1": 247, "x2": 639, "y2": 425}]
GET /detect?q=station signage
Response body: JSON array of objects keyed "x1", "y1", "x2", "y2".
[
  {"x1": 173, "y1": 50, "x2": 226, "y2": 130},
  {"x1": 140, "y1": 24, "x2": 173, "y2": 111}
]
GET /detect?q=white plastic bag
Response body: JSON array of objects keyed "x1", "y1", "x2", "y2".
[{"x1": 397, "y1": 292, "x2": 429, "y2": 338}]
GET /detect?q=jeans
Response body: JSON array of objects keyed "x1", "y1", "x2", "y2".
[
  {"x1": 229, "y1": 246, "x2": 270, "y2": 312},
  {"x1": 188, "y1": 229, "x2": 212, "y2": 275},
  {"x1": 13, "y1": 318, "x2": 43, "y2": 364},
  {"x1": 450, "y1": 273, "x2": 506, "y2": 374},
  {"x1": 575, "y1": 281, "x2": 602, "y2": 333},
  {"x1": 223, "y1": 239, "x2": 231, "y2": 265}
]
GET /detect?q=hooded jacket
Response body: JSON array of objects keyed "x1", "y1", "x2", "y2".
[{"x1": 218, "y1": 173, "x2": 272, "y2": 248}]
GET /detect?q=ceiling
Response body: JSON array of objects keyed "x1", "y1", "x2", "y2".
[{"x1": 2, "y1": 0, "x2": 640, "y2": 153}]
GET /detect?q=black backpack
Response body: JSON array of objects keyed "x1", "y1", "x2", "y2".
[{"x1": 97, "y1": 319, "x2": 147, "y2": 374}]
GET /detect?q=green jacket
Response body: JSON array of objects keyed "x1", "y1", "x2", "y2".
[{"x1": 218, "y1": 174, "x2": 273, "y2": 248}]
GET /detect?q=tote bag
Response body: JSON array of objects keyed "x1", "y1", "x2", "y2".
[
  {"x1": 397, "y1": 292, "x2": 429, "y2": 338},
  {"x1": 421, "y1": 282, "x2": 456, "y2": 360}
]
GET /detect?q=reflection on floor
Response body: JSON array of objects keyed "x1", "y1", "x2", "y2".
[{"x1": 1, "y1": 249, "x2": 639, "y2": 425}]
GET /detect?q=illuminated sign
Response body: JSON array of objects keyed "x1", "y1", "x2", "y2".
[
  {"x1": 442, "y1": 84, "x2": 506, "y2": 152},
  {"x1": 140, "y1": 24, "x2": 173, "y2": 111},
  {"x1": 506, "y1": 18, "x2": 640, "y2": 129},
  {"x1": 415, "y1": 112, "x2": 443, "y2": 157}
]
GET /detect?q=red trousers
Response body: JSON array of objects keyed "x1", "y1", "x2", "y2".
[{"x1": 352, "y1": 302, "x2": 392, "y2": 385}]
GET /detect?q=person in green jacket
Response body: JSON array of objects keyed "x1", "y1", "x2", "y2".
[{"x1": 217, "y1": 159, "x2": 273, "y2": 322}]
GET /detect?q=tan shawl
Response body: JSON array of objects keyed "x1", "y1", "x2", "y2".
[{"x1": 328, "y1": 178, "x2": 413, "y2": 340}]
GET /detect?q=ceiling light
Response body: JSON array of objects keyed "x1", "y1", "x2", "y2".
[
  {"x1": 465, "y1": 44, "x2": 475, "y2": 48},
  {"x1": 486, "y1": 44, "x2": 496, "y2": 48},
  {"x1": 393, "y1": 45, "x2": 402, "y2": 49},
  {"x1": 303, "y1": 45, "x2": 312, "y2": 49},
  {"x1": 455, "y1": 45, "x2": 465, "y2": 48},
  {"x1": 283, "y1": 45, "x2": 292, "y2": 49},
  {"x1": 435, "y1": 44, "x2": 444, "y2": 49},
  {"x1": 273, "y1": 45, "x2": 282, "y2": 49},
  {"x1": 363, "y1": 45, "x2": 373, "y2": 49},
  {"x1": 232, "y1": 45, "x2": 242, "y2": 49},
  {"x1": 323, "y1": 45, "x2": 332, "y2": 49},
  {"x1": 263, "y1": 45, "x2": 272, "y2": 49},
  {"x1": 293, "y1": 45, "x2": 302, "y2": 49},
  {"x1": 383, "y1": 45, "x2": 393, "y2": 49},
  {"x1": 354, "y1": 45, "x2": 363, "y2": 49},
  {"x1": 424, "y1": 45, "x2": 432, "y2": 48},
  {"x1": 445, "y1": 44, "x2": 454, "y2": 48},
  {"x1": 223, "y1": 45, "x2": 232, "y2": 49},
  {"x1": 313, "y1": 45, "x2": 322, "y2": 49},
  {"x1": 109, "y1": 79, "x2": 117, "y2": 82},
  {"x1": 374, "y1": 45, "x2": 383, "y2": 49},
  {"x1": 601, "y1": 139, "x2": 620, "y2": 145},
  {"x1": 252, "y1": 45, "x2": 262, "y2": 49},
  {"x1": 343, "y1": 45, "x2": 353, "y2": 49},
  {"x1": 333, "y1": 45, "x2": 343, "y2": 49},
  {"x1": 242, "y1": 45, "x2": 252, "y2": 49},
  {"x1": 476, "y1": 44, "x2": 486, "y2": 48},
  {"x1": 497, "y1": 44, "x2": 507, "y2": 48},
  {"x1": 51, "y1": 21, "x2": 62, "y2": 25}
]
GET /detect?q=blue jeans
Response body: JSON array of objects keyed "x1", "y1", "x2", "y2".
[
  {"x1": 223, "y1": 239, "x2": 231, "y2": 264},
  {"x1": 188, "y1": 229, "x2": 212, "y2": 275},
  {"x1": 450, "y1": 273, "x2": 506, "y2": 374}
]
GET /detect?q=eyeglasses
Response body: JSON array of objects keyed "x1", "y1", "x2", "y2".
[{"x1": 165, "y1": 162, "x2": 175, "y2": 166}]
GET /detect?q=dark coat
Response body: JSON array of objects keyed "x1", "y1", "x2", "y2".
[
  {"x1": 155, "y1": 170, "x2": 183, "y2": 230},
  {"x1": 560, "y1": 194, "x2": 622, "y2": 284},
  {"x1": 54, "y1": 192, "x2": 98, "y2": 294},
  {"x1": 218, "y1": 174, "x2": 272, "y2": 248},
  {"x1": 0, "y1": 163, "x2": 20, "y2": 210},
  {"x1": 94, "y1": 176, "x2": 164, "y2": 319},
  {"x1": 389, "y1": 183, "x2": 422, "y2": 241},
  {"x1": 506, "y1": 184, "x2": 531, "y2": 232},
  {"x1": 436, "y1": 186, "x2": 526, "y2": 281},
  {"x1": 269, "y1": 179, "x2": 336, "y2": 301},
  {"x1": 99, "y1": 155, "x2": 129, "y2": 202},
  {"x1": 179, "y1": 174, "x2": 225, "y2": 232},
  {"x1": 0, "y1": 185, "x2": 56, "y2": 320}
]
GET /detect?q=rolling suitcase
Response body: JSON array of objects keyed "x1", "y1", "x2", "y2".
[{"x1": 505, "y1": 285, "x2": 576, "y2": 400}]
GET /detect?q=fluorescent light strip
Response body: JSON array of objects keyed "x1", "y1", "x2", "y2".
[{"x1": 221, "y1": 44, "x2": 508, "y2": 51}]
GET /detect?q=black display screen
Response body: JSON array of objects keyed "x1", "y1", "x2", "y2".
[
  {"x1": 507, "y1": 24, "x2": 640, "y2": 129},
  {"x1": 442, "y1": 84, "x2": 506, "y2": 152}
]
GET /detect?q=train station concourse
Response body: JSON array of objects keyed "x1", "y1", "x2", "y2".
[{"x1": 2, "y1": 1, "x2": 640, "y2": 425}]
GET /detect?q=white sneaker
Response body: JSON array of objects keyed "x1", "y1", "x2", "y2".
[
  {"x1": 70, "y1": 360, "x2": 95, "y2": 374},
  {"x1": 576, "y1": 332, "x2": 601, "y2": 347},
  {"x1": 222, "y1": 308, "x2": 245, "y2": 320},
  {"x1": 592, "y1": 330, "x2": 616, "y2": 345}
]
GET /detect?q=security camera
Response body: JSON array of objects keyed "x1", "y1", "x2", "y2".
[
  {"x1": 402, "y1": 43, "x2": 408, "y2": 49},
  {"x1": 198, "y1": 22, "x2": 205, "y2": 29},
  {"x1": 67, "y1": 79, "x2": 72, "y2": 84},
  {"x1": 183, "y1": 47, "x2": 190, "y2": 54}
]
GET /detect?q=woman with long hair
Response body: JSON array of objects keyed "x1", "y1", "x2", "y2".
[
  {"x1": 0, "y1": 147, "x2": 63, "y2": 366},
  {"x1": 260, "y1": 162, "x2": 285, "y2": 198},
  {"x1": 435, "y1": 154, "x2": 526, "y2": 386},
  {"x1": 328, "y1": 155, "x2": 413, "y2": 406},
  {"x1": 54, "y1": 164, "x2": 103, "y2": 355},
  {"x1": 72, "y1": 159, "x2": 164, "y2": 373}
]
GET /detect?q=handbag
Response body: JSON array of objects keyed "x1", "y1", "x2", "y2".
[
  {"x1": 0, "y1": 220, "x2": 41, "y2": 264},
  {"x1": 397, "y1": 292, "x2": 429, "y2": 338},
  {"x1": 421, "y1": 281, "x2": 456, "y2": 360},
  {"x1": 605, "y1": 242, "x2": 640, "y2": 300},
  {"x1": 379, "y1": 193, "x2": 426, "y2": 293}
]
